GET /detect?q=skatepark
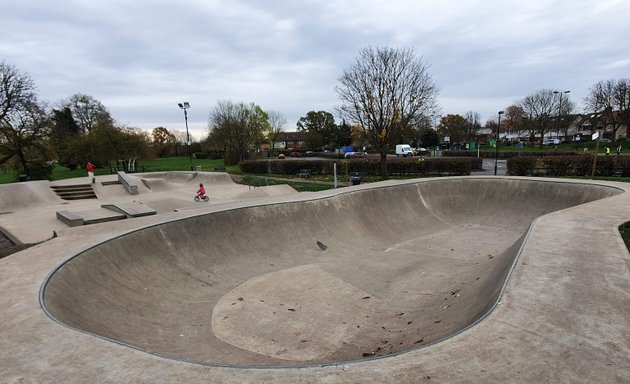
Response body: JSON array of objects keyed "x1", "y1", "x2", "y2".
[{"x1": 1, "y1": 172, "x2": 629, "y2": 383}]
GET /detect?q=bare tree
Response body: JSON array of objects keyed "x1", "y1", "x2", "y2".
[
  {"x1": 266, "y1": 110, "x2": 286, "y2": 153},
  {"x1": 336, "y1": 46, "x2": 439, "y2": 176},
  {"x1": 0, "y1": 62, "x2": 51, "y2": 177},
  {"x1": 584, "y1": 79, "x2": 630, "y2": 143},
  {"x1": 62, "y1": 93, "x2": 114, "y2": 134},
  {"x1": 464, "y1": 111, "x2": 482, "y2": 141},
  {"x1": 518, "y1": 89, "x2": 559, "y2": 147}
]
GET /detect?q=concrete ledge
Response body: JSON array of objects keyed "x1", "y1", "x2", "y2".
[
  {"x1": 55, "y1": 210, "x2": 85, "y2": 227},
  {"x1": 117, "y1": 171, "x2": 138, "y2": 195},
  {"x1": 101, "y1": 202, "x2": 156, "y2": 218}
]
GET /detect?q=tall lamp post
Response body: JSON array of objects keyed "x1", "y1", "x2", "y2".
[
  {"x1": 494, "y1": 110, "x2": 504, "y2": 175},
  {"x1": 553, "y1": 90, "x2": 570, "y2": 140},
  {"x1": 178, "y1": 102, "x2": 193, "y2": 171}
]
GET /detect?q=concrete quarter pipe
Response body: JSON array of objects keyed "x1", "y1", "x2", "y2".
[{"x1": 40, "y1": 178, "x2": 623, "y2": 368}]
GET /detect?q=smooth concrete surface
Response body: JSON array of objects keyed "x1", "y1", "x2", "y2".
[{"x1": 1, "y1": 174, "x2": 629, "y2": 383}]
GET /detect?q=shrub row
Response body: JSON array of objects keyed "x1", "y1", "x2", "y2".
[
  {"x1": 507, "y1": 155, "x2": 630, "y2": 177},
  {"x1": 239, "y1": 157, "x2": 482, "y2": 176},
  {"x1": 444, "y1": 150, "x2": 581, "y2": 159}
]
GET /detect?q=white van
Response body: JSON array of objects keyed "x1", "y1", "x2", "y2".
[{"x1": 395, "y1": 144, "x2": 414, "y2": 157}]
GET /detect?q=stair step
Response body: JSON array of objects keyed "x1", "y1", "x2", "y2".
[{"x1": 51, "y1": 184, "x2": 97, "y2": 200}]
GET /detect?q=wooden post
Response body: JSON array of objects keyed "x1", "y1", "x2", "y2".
[{"x1": 591, "y1": 137, "x2": 600, "y2": 178}]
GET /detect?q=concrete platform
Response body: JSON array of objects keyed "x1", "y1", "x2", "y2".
[{"x1": 1, "y1": 176, "x2": 629, "y2": 383}]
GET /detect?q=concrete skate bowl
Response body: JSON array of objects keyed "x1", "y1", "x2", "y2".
[
  {"x1": 41, "y1": 178, "x2": 621, "y2": 368},
  {"x1": 138, "y1": 171, "x2": 235, "y2": 192}
]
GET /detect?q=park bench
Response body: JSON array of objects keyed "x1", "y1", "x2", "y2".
[{"x1": 297, "y1": 169, "x2": 312, "y2": 178}]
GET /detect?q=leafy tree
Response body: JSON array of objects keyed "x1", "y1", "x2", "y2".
[
  {"x1": 50, "y1": 107, "x2": 81, "y2": 169},
  {"x1": 419, "y1": 127, "x2": 439, "y2": 147},
  {"x1": 336, "y1": 46, "x2": 439, "y2": 176},
  {"x1": 208, "y1": 100, "x2": 268, "y2": 165},
  {"x1": 151, "y1": 126, "x2": 176, "y2": 157},
  {"x1": 436, "y1": 114, "x2": 468, "y2": 144},
  {"x1": 0, "y1": 61, "x2": 53, "y2": 179},
  {"x1": 336, "y1": 120, "x2": 353, "y2": 147},
  {"x1": 83, "y1": 125, "x2": 152, "y2": 167},
  {"x1": 296, "y1": 110, "x2": 337, "y2": 149},
  {"x1": 584, "y1": 79, "x2": 630, "y2": 144},
  {"x1": 503, "y1": 105, "x2": 527, "y2": 139}
]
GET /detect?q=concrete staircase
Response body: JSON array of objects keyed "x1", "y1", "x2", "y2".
[{"x1": 50, "y1": 184, "x2": 97, "y2": 200}]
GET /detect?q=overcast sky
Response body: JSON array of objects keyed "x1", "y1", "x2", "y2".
[{"x1": 2, "y1": 0, "x2": 629, "y2": 139}]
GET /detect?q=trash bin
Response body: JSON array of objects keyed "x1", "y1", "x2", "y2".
[
  {"x1": 350, "y1": 172, "x2": 361, "y2": 186},
  {"x1": 195, "y1": 166, "x2": 202, "y2": 171}
]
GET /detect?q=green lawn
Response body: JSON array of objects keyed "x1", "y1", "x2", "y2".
[{"x1": 0, "y1": 157, "x2": 240, "y2": 184}]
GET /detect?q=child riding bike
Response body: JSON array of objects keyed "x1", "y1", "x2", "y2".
[{"x1": 197, "y1": 183, "x2": 206, "y2": 198}]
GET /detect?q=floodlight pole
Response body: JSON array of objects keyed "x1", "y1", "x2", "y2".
[
  {"x1": 178, "y1": 102, "x2": 193, "y2": 171},
  {"x1": 494, "y1": 110, "x2": 504, "y2": 176},
  {"x1": 553, "y1": 90, "x2": 570, "y2": 140}
]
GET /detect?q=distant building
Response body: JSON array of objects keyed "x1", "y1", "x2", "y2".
[{"x1": 273, "y1": 132, "x2": 308, "y2": 150}]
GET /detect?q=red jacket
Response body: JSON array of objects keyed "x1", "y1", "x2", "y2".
[{"x1": 87, "y1": 163, "x2": 95, "y2": 172}]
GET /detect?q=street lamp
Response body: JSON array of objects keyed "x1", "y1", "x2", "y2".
[
  {"x1": 553, "y1": 90, "x2": 570, "y2": 140},
  {"x1": 494, "y1": 111, "x2": 504, "y2": 176},
  {"x1": 177, "y1": 102, "x2": 193, "y2": 171}
]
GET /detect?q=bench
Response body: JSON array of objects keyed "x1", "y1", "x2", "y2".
[
  {"x1": 117, "y1": 171, "x2": 138, "y2": 195},
  {"x1": 297, "y1": 169, "x2": 312, "y2": 178}
]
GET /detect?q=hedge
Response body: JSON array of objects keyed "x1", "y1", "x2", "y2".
[
  {"x1": 444, "y1": 150, "x2": 580, "y2": 159},
  {"x1": 506, "y1": 155, "x2": 630, "y2": 177},
  {"x1": 239, "y1": 157, "x2": 481, "y2": 176}
]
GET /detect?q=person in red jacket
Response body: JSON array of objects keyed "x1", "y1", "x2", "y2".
[
  {"x1": 196, "y1": 183, "x2": 206, "y2": 198},
  {"x1": 86, "y1": 161, "x2": 95, "y2": 184}
]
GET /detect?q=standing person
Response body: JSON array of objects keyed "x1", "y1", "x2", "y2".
[
  {"x1": 86, "y1": 161, "x2": 95, "y2": 184},
  {"x1": 617, "y1": 145, "x2": 622, "y2": 156}
]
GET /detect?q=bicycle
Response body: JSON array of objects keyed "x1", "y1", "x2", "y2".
[{"x1": 194, "y1": 194, "x2": 209, "y2": 202}]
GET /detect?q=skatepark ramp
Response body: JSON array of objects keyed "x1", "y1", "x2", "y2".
[{"x1": 41, "y1": 178, "x2": 621, "y2": 367}]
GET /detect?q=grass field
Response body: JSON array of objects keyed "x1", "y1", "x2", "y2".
[{"x1": 0, "y1": 157, "x2": 240, "y2": 184}]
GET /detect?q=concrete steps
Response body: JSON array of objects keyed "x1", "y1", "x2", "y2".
[{"x1": 50, "y1": 184, "x2": 97, "y2": 200}]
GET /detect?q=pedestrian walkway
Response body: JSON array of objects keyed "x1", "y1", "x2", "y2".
[{"x1": 471, "y1": 158, "x2": 507, "y2": 176}]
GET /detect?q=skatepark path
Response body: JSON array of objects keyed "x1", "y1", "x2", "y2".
[{"x1": 1, "y1": 176, "x2": 629, "y2": 383}]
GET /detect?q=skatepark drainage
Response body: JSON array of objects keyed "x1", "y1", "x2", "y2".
[{"x1": 40, "y1": 178, "x2": 621, "y2": 367}]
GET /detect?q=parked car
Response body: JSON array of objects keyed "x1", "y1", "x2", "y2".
[
  {"x1": 414, "y1": 147, "x2": 429, "y2": 156},
  {"x1": 344, "y1": 151, "x2": 366, "y2": 158}
]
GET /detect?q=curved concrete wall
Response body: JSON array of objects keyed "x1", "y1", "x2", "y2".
[{"x1": 41, "y1": 178, "x2": 620, "y2": 367}]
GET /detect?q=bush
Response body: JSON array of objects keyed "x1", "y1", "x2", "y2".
[
  {"x1": 239, "y1": 157, "x2": 476, "y2": 176},
  {"x1": 506, "y1": 154, "x2": 630, "y2": 177}
]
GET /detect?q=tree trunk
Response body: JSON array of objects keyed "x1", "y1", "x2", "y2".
[{"x1": 380, "y1": 152, "x2": 388, "y2": 178}]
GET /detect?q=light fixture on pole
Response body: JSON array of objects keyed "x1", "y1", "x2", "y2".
[
  {"x1": 553, "y1": 90, "x2": 570, "y2": 140},
  {"x1": 494, "y1": 110, "x2": 504, "y2": 176},
  {"x1": 177, "y1": 102, "x2": 193, "y2": 171}
]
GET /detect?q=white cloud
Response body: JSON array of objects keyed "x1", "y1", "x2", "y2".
[{"x1": 2, "y1": 0, "x2": 629, "y2": 136}]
